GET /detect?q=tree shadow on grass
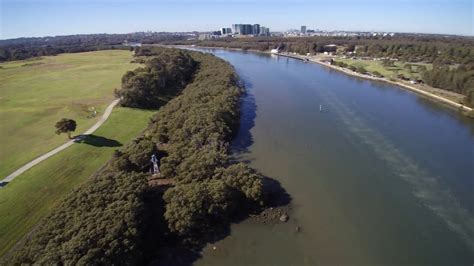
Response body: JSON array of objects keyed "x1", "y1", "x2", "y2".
[{"x1": 73, "y1": 134, "x2": 122, "y2": 147}]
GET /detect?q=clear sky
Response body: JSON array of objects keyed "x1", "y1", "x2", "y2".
[{"x1": 1, "y1": 0, "x2": 472, "y2": 39}]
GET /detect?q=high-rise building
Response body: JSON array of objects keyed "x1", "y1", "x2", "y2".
[
  {"x1": 231, "y1": 24, "x2": 268, "y2": 36},
  {"x1": 221, "y1": 28, "x2": 227, "y2": 35},
  {"x1": 231, "y1": 24, "x2": 256, "y2": 35},
  {"x1": 253, "y1": 24, "x2": 260, "y2": 35},
  {"x1": 301, "y1": 26, "x2": 307, "y2": 34},
  {"x1": 244, "y1": 24, "x2": 253, "y2": 35},
  {"x1": 259, "y1": 27, "x2": 270, "y2": 36},
  {"x1": 232, "y1": 24, "x2": 238, "y2": 34}
]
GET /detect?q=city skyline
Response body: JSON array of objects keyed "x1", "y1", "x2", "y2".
[{"x1": 1, "y1": 0, "x2": 473, "y2": 39}]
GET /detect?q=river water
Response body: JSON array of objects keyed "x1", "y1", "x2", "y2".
[{"x1": 193, "y1": 49, "x2": 474, "y2": 265}]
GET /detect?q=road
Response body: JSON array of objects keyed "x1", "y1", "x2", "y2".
[{"x1": 0, "y1": 99, "x2": 121, "y2": 185}]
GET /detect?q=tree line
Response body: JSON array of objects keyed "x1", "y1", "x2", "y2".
[
  {"x1": 9, "y1": 47, "x2": 266, "y2": 264},
  {"x1": 171, "y1": 35, "x2": 474, "y2": 102},
  {"x1": 0, "y1": 33, "x2": 186, "y2": 62},
  {"x1": 173, "y1": 35, "x2": 474, "y2": 64}
]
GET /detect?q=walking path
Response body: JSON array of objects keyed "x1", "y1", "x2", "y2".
[{"x1": 0, "y1": 99, "x2": 121, "y2": 185}]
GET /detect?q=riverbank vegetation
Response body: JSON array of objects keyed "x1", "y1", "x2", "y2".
[
  {"x1": 8, "y1": 47, "x2": 267, "y2": 264},
  {"x1": 173, "y1": 35, "x2": 474, "y2": 106},
  {"x1": 0, "y1": 33, "x2": 185, "y2": 62},
  {"x1": 115, "y1": 48, "x2": 196, "y2": 108},
  {"x1": 181, "y1": 35, "x2": 473, "y2": 64}
]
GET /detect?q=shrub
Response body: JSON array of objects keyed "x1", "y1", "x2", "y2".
[
  {"x1": 163, "y1": 180, "x2": 237, "y2": 235},
  {"x1": 356, "y1": 66, "x2": 368, "y2": 74},
  {"x1": 372, "y1": 71, "x2": 383, "y2": 77},
  {"x1": 115, "y1": 49, "x2": 197, "y2": 108}
]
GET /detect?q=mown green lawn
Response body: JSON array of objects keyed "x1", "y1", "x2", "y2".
[
  {"x1": 0, "y1": 50, "x2": 139, "y2": 178},
  {"x1": 0, "y1": 107, "x2": 154, "y2": 257},
  {"x1": 335, "y1": 58, "x2": 432, "y2": 80}
]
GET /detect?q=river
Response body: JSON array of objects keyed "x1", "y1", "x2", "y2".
[{"x1": 192, "y1": 48, "x2": 474, "y2": 265}]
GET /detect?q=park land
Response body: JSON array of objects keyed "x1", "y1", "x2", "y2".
[{"x1": 0, "y1": 51, "x2": 153, "y2": 256}]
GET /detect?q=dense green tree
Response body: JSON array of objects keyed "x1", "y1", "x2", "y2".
[
  {"x1": 54, "y1": 118, "x2": 77, "y2": 139},
  {"x1": 163, "y1": 180, "x2": 237, "y2": 235},
  {"x1": 115, "y1": 50, "x2": 196, "y2": 108},
  {"x1": 213, "y1": 163, "x2": 263, "y2": 202}
]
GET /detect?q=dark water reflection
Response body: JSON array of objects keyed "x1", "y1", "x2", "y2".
[{"x1": 192, "y1": 48, "x2": 474, "y2": 265}]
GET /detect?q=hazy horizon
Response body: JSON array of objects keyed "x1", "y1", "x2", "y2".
[{"x1": 1, "y1": 0, "x2": 473, "y2": 40}]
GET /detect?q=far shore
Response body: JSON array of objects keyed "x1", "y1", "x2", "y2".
[
  {"x1": 273, "y1": 52, "x2": 473, "y2": 113},
  {"x1": 168, "y1": 44, "x2": 473, "y2": 114}
]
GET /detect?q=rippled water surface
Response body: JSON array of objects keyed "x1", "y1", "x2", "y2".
[{"x1": 192, "y1": 49, "x2": 474, "y2": 265}]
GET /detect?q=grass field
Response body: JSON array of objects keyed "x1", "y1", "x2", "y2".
[
  {"x1": 0, "y1": 51, "x2": 154, "y2": 257},
  {"x1": 334, "y1": 58, "x2": 432, "y2": 80},
  {"x1": 0, "y1": 106, "x2": 154, "y2": 257},
  {"x1": 0, "y1": 50, "x2": 139, "y2": 178}
]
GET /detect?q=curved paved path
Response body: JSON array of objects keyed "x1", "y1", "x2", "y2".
[{"x1": 1, "y1": 99, "x2": 121, "y2": 185}]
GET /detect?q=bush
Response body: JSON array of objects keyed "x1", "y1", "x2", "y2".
[
  {"x1": 163, "y1": 180, "x2": 237, "y2": 235},
  {"x1": 115, "y1": 49, "x2": 197, "y2": 108},
  {"x1": 372, "y1": 71, "x2": 383, "y2": 77},
  {"x1": 214, "y1": 163, "x2": 263, "y2": 202},
  {"x1": 356, "y1": 66, "x2": 368, "y2": 74}
]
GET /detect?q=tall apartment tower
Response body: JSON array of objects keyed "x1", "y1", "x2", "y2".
[
  {"x1": 253, "y1": 24, "x2": 260, "y2": 35},
  {"x1": 301, "y1": 26, "x2": 307, "y2": 34}
]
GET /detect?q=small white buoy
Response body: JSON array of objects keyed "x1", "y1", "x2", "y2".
[{"x1": 319, "y1": 105, "x2": 322, "y2": 112}]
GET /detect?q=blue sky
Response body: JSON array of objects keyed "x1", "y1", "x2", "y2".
[{"x1": 1, "y1": 0, "x2": 472, "y2": 39}]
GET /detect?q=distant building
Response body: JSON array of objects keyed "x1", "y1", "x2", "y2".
[
  {"x1": 301, "y1": 26, "x2": 307, "y2": 34},
  {"x1": 198, "y1": 34, "x2": 211, "y2": 40},
  {"x1": 260, "y1": 27, "x2": 270, "y2": 36},
  {"x1": 232, "y1": 24, "x2": 238, "y2": 34},
  {"x1": 253, "y1": 24, "x2": 260, "y2": 35},
  {"x1": 232, "y1": 24, "x2": 249, "y2": 35},
  {"x1": 221, "y1": 28, "x2": 227, "y2": 35},
  {"x1": 245, "y1": 24, "x2": 253, "y2": 35},
  {"x1": 231, "y1": 24, "x2": 262, "y2": 35}
]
